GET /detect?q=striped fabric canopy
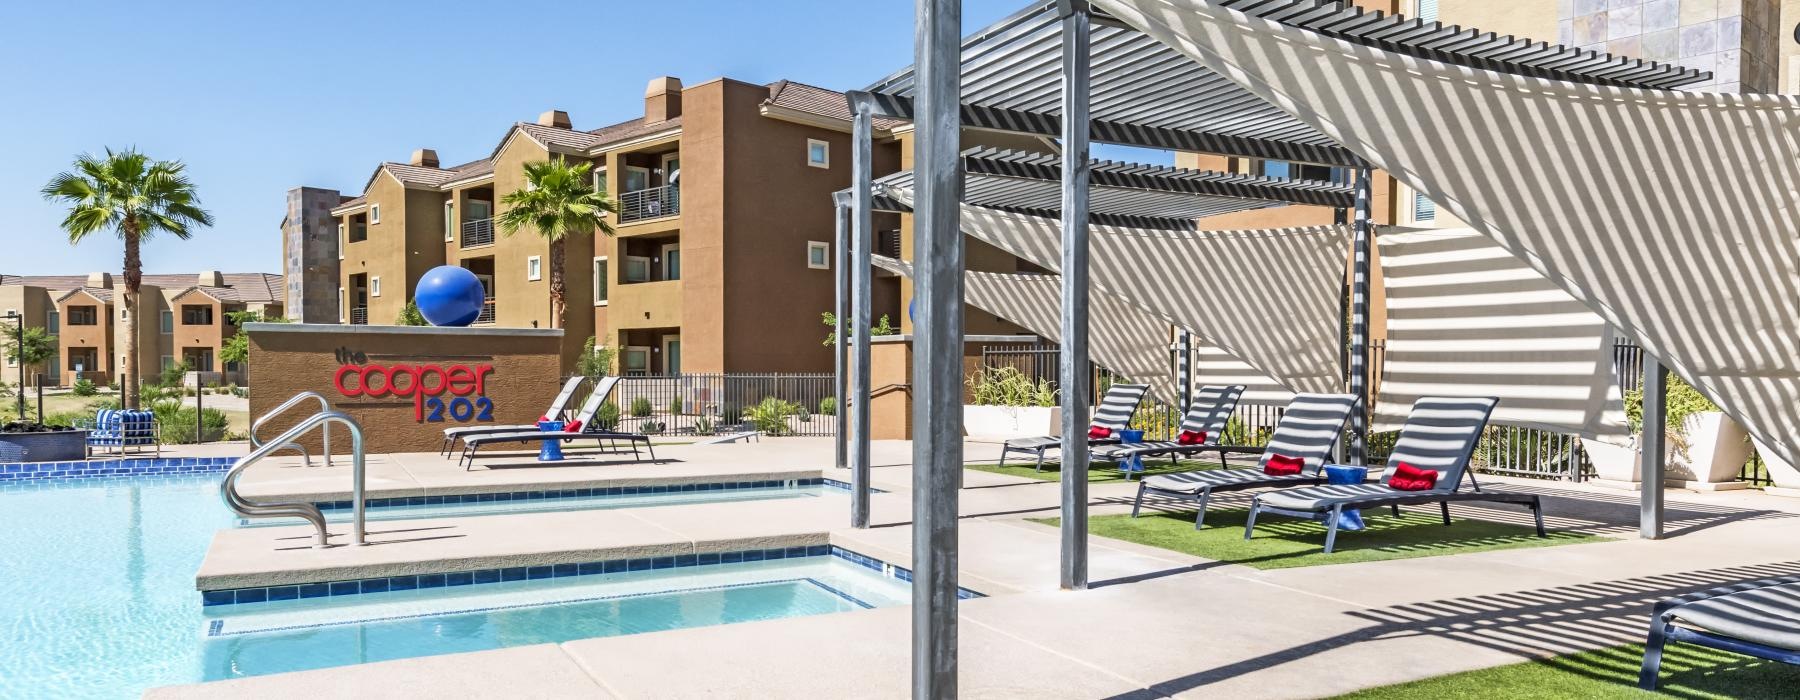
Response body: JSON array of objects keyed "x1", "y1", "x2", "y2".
[
  {"x1": 888, "y1": 188, "x2": 1347, "y2": 398},
  {"x1": 1189, "y1": 343, "x2": 1294, "y2": 406},
  {"x1": 1095, "y1": 0, "x2": 1800, "y2": 467},
  {"x1": 1377, "y1": 228, "x2": 1629, "y2": 442},
  {"x1": 871, "y1": 255, "x2": 1178, "y2": 401}
]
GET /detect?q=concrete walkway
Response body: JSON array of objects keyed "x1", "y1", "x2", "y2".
[{"x1": 156, "y1": 438, "x2": 1800, "y2": 698}]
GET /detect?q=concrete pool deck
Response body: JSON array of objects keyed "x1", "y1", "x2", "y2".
[{"x1": 159, "y1": 438, "x2": 1800, "y2": 698}]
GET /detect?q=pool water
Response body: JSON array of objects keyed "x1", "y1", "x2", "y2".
[{"x1": 0, "y1": 475, "x2": 903, "y2": 699}]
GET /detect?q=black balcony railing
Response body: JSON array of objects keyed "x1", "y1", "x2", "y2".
[
  {"x1": 619, "y1": 185, "x2": 680, "y2": 223},
  {"x1": 474, "y1": 298, "x2": 495, "y2": 324},
  {"x1": 349, "y1": 307, "x2": 368, "y2": 325},
  {"x1": 462, "y1": 218, "x2": 495, "y2": 247}
]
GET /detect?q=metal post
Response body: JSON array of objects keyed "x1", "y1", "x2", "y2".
[
  {"x1": 1640, "y1": 357, "x2": 1668, "y2": 539},
  {"x1": 834, "y1": 197, "x2": 850, "y2": 474},
  {"x1": 913, "y1": 0, "x2": 963, "y2": 694},
  {"x1": 6, "y1": 312, "x2": 22, "y2": 419},
  {"x1": 35, "y1": 374, "x2": 44, "y2": 423},
  {"x1": 194, "y1": 371, "x2": 204, "y2": 443},
  {"x1": 851, "y1": 101, "x2": 875, "y2": 531},
  {"x1": 1058, "y1": 0, "x2": 1093, "y2": 592},
  {"x1": 1178, "y1": 331, "x2": 1192, "y2": 415},
  {"x1": 1348, "y1": 168, "x2": 1372, "y2": 465}
]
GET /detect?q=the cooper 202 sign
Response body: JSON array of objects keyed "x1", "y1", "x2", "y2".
[{"x1": 330, "y1": 347, "x2": 496, "y2": 423}]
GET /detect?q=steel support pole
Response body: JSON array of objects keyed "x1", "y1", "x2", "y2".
[
  {"x1": 1640, "y1": 357, "x2": 1668, "y2": 539},
  {"x1": 1348, "y1": 168, "x2": 1373, "y2": 466},
  {"x1": 1058, "y1": 2, "x2": 1093, "y2": 592},
  {"x1": 912, "y1": 0, "x2": 963, "y2": 694},
  {"x1": 1178, "y1": 331, "x2": 1192, "y2": 415},
  {"x1": 851, "y1": 104, "x2": 875, "y2": 531},
  {"x1": 834, "y1": 197, "x2": 850, "y2": 475}
]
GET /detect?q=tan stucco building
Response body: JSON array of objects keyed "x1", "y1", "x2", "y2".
[
  {"x1": 294, "y1": 77, "x2": 907, "y2": 375},
  {"x1": 0, "y1": 272, "x2": 284, "y2": 387}
]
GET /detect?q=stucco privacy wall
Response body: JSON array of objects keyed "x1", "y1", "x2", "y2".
[
  {"x1": 1094, "y1": 0, "x2": 1800, "y2": 467},
  {"x1": 871, "y1": 255, "x2": 1177, "y2": 402},
  {"x1": 1377, "y1": 228, "x2": 1629, "y2": 441},
  {"x1": 246, "y1": 324, "x2": 563, "y2": 454},
  {"x1": 888, "y1": 188, "x2": 1347, "y2": 397}
]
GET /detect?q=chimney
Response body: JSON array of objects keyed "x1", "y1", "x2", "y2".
[
  {"x1": 85, "y1": 272, "x2": 113, "y2": 289},
  {"x1": 197, "y1": 270, "x2": 224, "y2": 287},
  {"x1": 410, "y1": 149, "x2": 439, "y2": 168},
  {"x1": 537, "y1": 110, "x2": 572, "y2": 129},
  {"x1": 645, "y1": 76, "x2": 683, "y2": 122}
]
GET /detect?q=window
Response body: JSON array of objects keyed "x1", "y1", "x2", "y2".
[
  {"x1": 339, "y1": 287, "x2": 346, "y2": 323},
  {"x1": 1413, "y1": 190, "x2": 1437, "y2": 223},
  {"x1": 623, "y1": 347, "x2": 651, "y2": 376},
  {"x1": 160, "y1": 310, "x2": 173, "y2": 333},
  {"x1": 1414, "y1": 0, "x2": 1438, "y2": 22},
  {"x1": 46, "y1": 310, "x2": 58, "y2": 335},
  {"x1": 807, "y1": 139, "x2": 830, "y2": 168},
  {"x1": 527, "y1": 256, "x2": 542, "y2": 282},
  {"x1": 67, "y1": 306, "x2": 97, "y2": 326},
  {"x1": 593, "y1": 168, "x2": 608, "y2": 195},
  {"x1": 181, "y1": 305, "x2": 214, "y2": 325},
  {"x1": 371, "y1": 276, "x2": 382, "y2": 297},
  {"x1": 444, "y1": 202, "x2": 454, "y2": 242},
  {"x1": 807, "y1": 241, "x2": 830, "y2": 270},
  {"x1": 661, "y1": 243, "x2": 681, "y2": 281},
  {"x1": 161, "y1": 355, "x2": 175, "y2": 370},
  {"x1": 338, "y1": 224, "x2": 347, "y2": 259},
  {"x1": 593, "y1": 257, "x2": 609, "y2": 305},
  {"x1": 624, "y1": 255, "x2": 652, "y2": 283},
  {"x1": 370, "y1": 204, "x2": 380, "y2": 224}
]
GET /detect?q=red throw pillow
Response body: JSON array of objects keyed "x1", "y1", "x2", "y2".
[
  {"x1": 1389, "y1": 462, "x2": 1439, "y2": 491},
  {"x1": 1176, "y1": 430, "x2": 1208, "y2": 445},
  {"x1": 1087, "y1": 426, "x2": 1113, "y2": 440},
  {"x1": 564, "y1": 419, "x2": 584, "y2": 434},
  {"x1": 1263, "y1": 453, "x2": 1305, "y2": 476}
]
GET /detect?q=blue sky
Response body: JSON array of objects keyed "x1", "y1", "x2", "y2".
[{"x1": 0, "y1": 0, "x2": 1172, "y2": 276}]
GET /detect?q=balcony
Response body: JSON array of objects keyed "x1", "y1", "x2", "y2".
[
  {"x1": 349, "y1": 307, "x2": 368, "y2": 325},
  {"x1": 474, "y1": 298, "x2": 495, "y2": 325},
  {"x1": 619, "y1": 185, "x2": 680, "y2": 223},
  {"x1": 462, "y1": 218, "x2": 495, "y2": 247}
]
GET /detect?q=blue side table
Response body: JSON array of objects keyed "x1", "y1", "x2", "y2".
[
  {"x1": 537, "y1": 421, "x2": 565, "y2": 462},
  {"x1": 1118, "y1": 429, "x2": 1146, "y2": 476},
  {"x1": 1323, "y1": 465, "x2": 1368, "y2": 531}
]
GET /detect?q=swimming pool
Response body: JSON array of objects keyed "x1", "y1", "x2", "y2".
[{"x1": 0, "y1": 474, "x2": 919, "y2": 698}]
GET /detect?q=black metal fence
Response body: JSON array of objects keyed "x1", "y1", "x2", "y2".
[{"x1": 567, "y1": 373, "x2": 837, "y2": 438}]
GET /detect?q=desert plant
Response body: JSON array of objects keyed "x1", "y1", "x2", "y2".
[
  {"x1": 667, "y1": 397, "x2": 684, "y2": 417},
  {"x1": 965, "y1": 366, "x2": 1056, "y2": 407},
  {"x1": 746, "y1": 397, "x2": 802, "y2": 436},
  {"x1": 1625, "y1": 373, "x2": 1722, "y2": 456},
  {"x1": 149, "y1": 399, "x2": 229, "y2": 444},
  {"x1": 819, "y1": 397, "x2": 837, "y2": 416},
  {"x1": 395, "y1": 301, "x2": 428, "y2": 326},
  {"x1": 694, "y1": 416, "x2": 715, "y2": 436},
  {"x1": 595, "y1": 402, "x2": 621, "y2": 430},
  {"x1": 497, "y1": 157, "x2": 617, "y2": 329},
  {"x1": 576, "y1": 336, "x2": 616, "y2": 379},
  {"x1": 638, "y1": 419, "x2": 664, "y2": 434},
  {"x1": 629, "y1": 397, "x2": 653, "y2": 418},
  {"x1": 42, "y1": 148, "x2": 214, "y2": 408},
  {"x1": 72, "y1": 378, "x2": 98, "y2": 397},
  {"x1": 821, "y1": 312, "x2": 899, "y2": 347}
]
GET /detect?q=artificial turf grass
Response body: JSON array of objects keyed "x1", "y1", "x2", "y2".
[
  {"x1": 1333, "y1": 641, "x2": 1800, "y2": 699},
  {"x1": 1032, "y1": 507, "x2": 1602, "y2": 569},
  {"x1": 966, "y1": 457, "x2": 1243, "y2": 483}
]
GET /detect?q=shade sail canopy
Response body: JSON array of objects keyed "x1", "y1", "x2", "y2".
[
  {"x1": 1377, "y1": 228, "x2": 1628, "y2": 441},
  {"x1": 1190, "y1": 343, "x2": 1294, "y2": 406},
  {"x1": 889, "y1": 186, "x2": 1346, "y2": 397},
  {"x1": 1096, "y1": 0, "x2": 1800, "y2": 465},
  {"x1": 862, "y1": 0, "x2": 1705, "y2": 166},
  {"x1": 871, "y1": 255, "x2": 1178, "y2": 401}
]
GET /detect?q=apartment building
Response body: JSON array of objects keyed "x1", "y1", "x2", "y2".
[
  {"x1": 0, "y1": 272, "x2": 284, "y2": 387},
  {"x1": 289, "y1": 77, "x2": 905, "y2": 374}
]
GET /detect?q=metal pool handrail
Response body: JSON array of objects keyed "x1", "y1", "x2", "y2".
[
  {"x1": 250, "y1": 391, "x2": 333, "y2": 467},
  {"x1": 221, "y1": 410, "x2": 370, "y2": 548}
]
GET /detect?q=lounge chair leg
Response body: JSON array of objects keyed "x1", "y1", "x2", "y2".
[
  {"x1": 1440, "y1": 501, "x2": 1452, "y2": 526},
  {"x1": 1217, "y1": 448, "x2": 1226, "y2": 469},
  {"x1": 1390, "y1": 504, "x2": 1401, "y2": 518},
  {"x1": 463, "y1": 445, "x2": 478, "y2": 471},
  {"x1": 1034, "y1": 450, "x2": 1046, "y2": 472},
  {"x1": 1243, "y1": 502, "x2": 1260, "y2": 540},
  {"x1": 998, "y1": 447, "x2": 1008, "y2": 470},
  {"x1": 1193, "y1": 487, "x2": 1212, "y2": 530},
  {"x1": 1531, "y1": 496, "x2": 1547, "y2": 537},
  {"x1": 647, "y1": 442, "x2": 658, "y2": 464},
  {"x1": 1131, "y1": 482, "x2": 1146, "y2": 518},
  {"x1": 1323, "y1": 505, "x2": 1343, "y2": 554},
  {"x1": 1638, "y1": 619, "x2": 1671, "y2": 690}
]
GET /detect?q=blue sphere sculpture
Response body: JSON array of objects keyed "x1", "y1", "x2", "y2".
[{"x1": 414, "y1": 266, "x2": 486, "y2": 327}]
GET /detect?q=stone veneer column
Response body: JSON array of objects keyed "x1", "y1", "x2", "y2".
[
  {"x1": 283, "y1": 187, "x2": 344, "y2": 324},
  {"x1": 1561, "y1": 0, "x2": 1781, "y2": 92}
]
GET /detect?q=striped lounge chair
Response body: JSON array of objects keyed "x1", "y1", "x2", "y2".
[
  {"x1": 1640, "y1": 574, "x2": 1800, "y2": 689},
  {"x1": 441, "y1": 375, "x2": 591, "y2": 455},
  {"x1": 1092, "y1": 384, "x2": 1245, "y2": 472},
  {"x1": 998, "y1": 383, "x2": 1150, "y2": 472}
]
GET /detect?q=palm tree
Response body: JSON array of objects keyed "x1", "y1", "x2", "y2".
[
  {"x1": 42, "y1": 148, "x2": 213, "y2": 408},
  {"x1": 496, "y1": 157, "x2": 616, "y2": 329}
]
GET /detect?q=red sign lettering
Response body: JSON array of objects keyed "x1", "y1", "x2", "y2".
[{"x1": 333, "y1": 361, "x2": 496, "y2": 422}]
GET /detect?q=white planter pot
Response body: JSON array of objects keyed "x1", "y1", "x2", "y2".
[
  {"x1": 1580, "y1": 438, "x2": 1640, "y2": 483},
  {"x1": 1669, "y1": 412, "x2": 1752, "y2": 484},
  {"x1": 962, "y1": 405, "x2": 1060, "y2": 440},
  {"x1": 1754, "y1": 437, "x2": 1800, "y2": 489}
]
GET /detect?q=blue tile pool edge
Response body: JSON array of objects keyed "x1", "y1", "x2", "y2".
[
  {"x1": 200, "y1": 545, "x2": 983, "y2": 607},
  {"x1": 311, "y1": 477, "x2": 880, "y2": 511},
  {"x1": 0, "y1": 456, "x2": 234, "y2": 482}
]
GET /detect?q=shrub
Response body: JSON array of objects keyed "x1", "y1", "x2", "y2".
[
  {"x1": 638, "y1": 419, "x2": 664, "y2": 434},
  {"x1": 596, "y1": 402, "x2": 621, "y2": 430},
  {"x1": 72, "y1": 378, "x2": 98, "y2": 397},
  {"x1": 576, "y1": 337, "x2": 616, "y2": 379},
  {"x1": 150, "y1": 400, "x2": 229, "y2": 444},
  {"x1": 819, "y1": 397, "x2": 837, "y2": 416},
  {"x1": 694, "y1": 416, "x2": 714, "y2": 436},
  {"x1": 746, "y1": 397, "x2": 802, "y2": 436},
  {"x1": 667, "y1": 397, "x2": 684, "y2": 417},
  {"x1": 965, "y1": 367, "x2": 1055, "y2": 407},
  {"x1": 629, "y1": 397, "x2": 653, "y2": 418}
]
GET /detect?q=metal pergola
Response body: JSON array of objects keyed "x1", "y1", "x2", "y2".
[{"x1": 839, "y1": 2, "x2": 1708, "y2": 696}]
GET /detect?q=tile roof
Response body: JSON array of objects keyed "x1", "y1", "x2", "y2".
[
  {"x1": 54, "y1": 288, "x2": 112, "y2": 303},
  {"x1": 583, "y1": 116, "x2": 682, "y2": 149},
  {"x1": 3, "y1": 273, "x2": 284, "y2": 304},
  {"x1": 764, "y1": 80, "x2": 906, "y2": 130}
]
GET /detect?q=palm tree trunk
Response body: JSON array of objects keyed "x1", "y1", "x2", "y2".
[
  {"x1": 549, "y1": 236, "x2": 566, "y2": 329},
  {"x1": 121, "y1": 219, "x2": 141, "y2": 409}
]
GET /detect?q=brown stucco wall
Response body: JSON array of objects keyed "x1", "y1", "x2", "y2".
[
  {"x1": 247, "y1": 324, "x2": 564, "y2": 454},
  {"x1": 867, "y1": 336, "x2": 1040, "y2": 440}
]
